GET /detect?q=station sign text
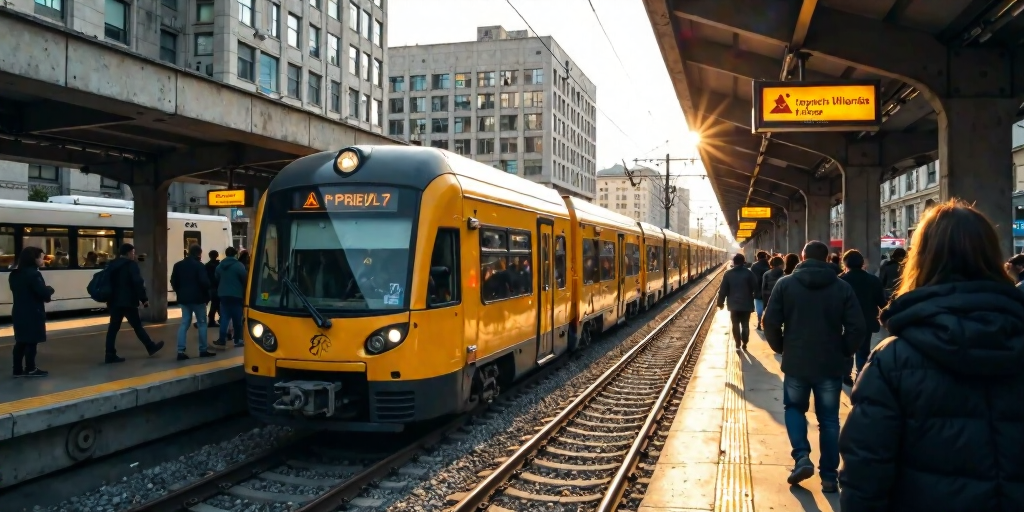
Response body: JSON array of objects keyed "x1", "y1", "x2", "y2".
[{"x1": 753, "y1": 80, "x2": 881, "y2": 133}]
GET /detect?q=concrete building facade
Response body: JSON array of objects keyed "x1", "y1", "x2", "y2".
[
  {"x1": 387, "y1": 26, "x2": 597, "y2": 200},
  {"x1": 596, "y1": 164, "x2": 689, "y2": 232}
]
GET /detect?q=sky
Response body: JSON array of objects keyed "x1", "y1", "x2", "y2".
[{"x1": 387, "y1": 0, "x2": 735, "y2": 245}]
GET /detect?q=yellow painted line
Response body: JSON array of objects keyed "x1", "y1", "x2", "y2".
[
  {"x1": 0, "y1": 356, "x2": 243, "y2": 416},
  {"x1": 714, "y1": 338, "x2": 754, "y2": 512}
]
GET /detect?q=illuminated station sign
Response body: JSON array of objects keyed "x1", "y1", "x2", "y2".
[
  {"x1": 207, "y1": 189, "x2": 250, "y2": 208},
  {"x1": 738, "y1": 207, "x2": 772, "y2": 220},
  {"x1": 753, "y1": 80, "x2": 881, "y2": 133},
  {"x1": 737, "y1": 229, "x2": 753, "y2": 238},
  {"x1": 739, "y1": 221, "x2": 758, "y2": 230}
]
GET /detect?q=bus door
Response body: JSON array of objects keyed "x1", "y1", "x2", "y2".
[
  {"x1": 536, "y1": 218, "x2": 555, "y2": 364},
  {"x1": 617, "y1": 233, "x2": 626, "y2": 320},
  {"x1": 184, "y1": 230, "x2": 202, "y2": 259}
]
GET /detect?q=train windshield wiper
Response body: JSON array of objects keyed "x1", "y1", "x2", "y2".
[{"x1": 279, "y1": 261, "x2": 332, "y2": 329}]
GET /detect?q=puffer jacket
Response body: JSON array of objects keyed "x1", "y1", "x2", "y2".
[
  {"x1": 878, "y1": 259, "x2": 903, "y2": 294},
  {"x1": 839, "y1": 279, "x2": 1024, "y2": 512},
  {"x1": 760, "y1": 266, "x2": 784, "y2": 303}
]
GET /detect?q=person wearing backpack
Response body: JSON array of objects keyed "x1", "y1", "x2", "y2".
[{"x1": 102, "y1": 243, "x2": 165, "y2": 363}]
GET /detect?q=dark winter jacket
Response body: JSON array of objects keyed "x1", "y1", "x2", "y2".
[
  {"x1": 839, "y1": 268, "x2": 886, "y2": 334},
  {"x1": 171, "y1": 255, "x2": 211, "y2": 305},
  {"x1": 761, "y1": 267, "x2": 784, "y2": 303},
  {"x1": 829, "y1": 262, "x2": 843, "y2": 275},
  {"x1": 749, "y1": 259, "x2": 770, "y2": 294},
  {"x1": 762, "y1": 259, "x2": 866, "y2": 380},
  {"x1": 716, "y1": 265, "x2": 758, "y2": 312},
  {"x1": 878, "y1": 259, "x2": 903, "y2": 294},
  {"x1": 215, "y1": 256, "x2": 247, "y2": 299},
  {"x1": 205, "y1": 258, "x2": 220, "y2": 298},
  {"x1": 839, "y1": 280, "x2": 1024, "y2": 512},
  {"x1": 8, "y1": 267, "x2": 55, "y2": 344},
  {"x1": 106, "y1": 257, "x2": 148, "y2": 309}
]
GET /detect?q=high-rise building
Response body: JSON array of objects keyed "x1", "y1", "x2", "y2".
[{"x1": 387, "y1": 26, "x2": 597, "y2": 200}]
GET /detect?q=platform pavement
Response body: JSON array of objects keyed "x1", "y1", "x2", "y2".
[{"x1": 640, "y1": 308, "x2": 887, "y2": 512}]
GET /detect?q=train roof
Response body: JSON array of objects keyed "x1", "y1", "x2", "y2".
[
  {"x1": 637, "y1": 222, "x2": 665, "y2": 239},
  {"x1": 562, "y1": 196, "x2": 642, "y2": 233},
  {"x1": 0, "y1": 199, "x2": 229, "y2": 222}
]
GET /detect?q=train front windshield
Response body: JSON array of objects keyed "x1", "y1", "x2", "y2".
[{"x1": 252, "y1": 185, "x2": 418, "y2": 315}]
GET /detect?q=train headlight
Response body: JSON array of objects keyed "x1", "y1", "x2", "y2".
[
  {"x1": 364, "y1": 323, "x2": 409, "y2": 355},
  {"x1": 251, "y1": 323, "x2": 265, "y2": 339},
  {"x1": 247, "y1": 319, "x2": 277, "y2": 353},
  {"x1": 261, "y1": 331, "x2": 278, "y2": 352}
]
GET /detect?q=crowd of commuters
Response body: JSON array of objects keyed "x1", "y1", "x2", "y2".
[{"x1": 716, "y1": 199, "x2": 1024, "y2": 509}]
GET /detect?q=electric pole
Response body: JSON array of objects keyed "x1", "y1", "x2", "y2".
[{"x1": 629, "y1": 154, "x2": 702, "y2": 230}]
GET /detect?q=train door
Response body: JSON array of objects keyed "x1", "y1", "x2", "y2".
[
  {"x1": 617, "y1": 233, "x2": 626, "y2": 320},
  {"x1": 536, "y1": 218, "x2": 555, "y2": 364}
]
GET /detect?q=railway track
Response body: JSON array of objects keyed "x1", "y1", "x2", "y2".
[
  {"x1": 447, "y1": 271, "x2": 720, "y2": 512},
  {"x1": 129, "y1": 271, "x2": 722, "y2": 512}
]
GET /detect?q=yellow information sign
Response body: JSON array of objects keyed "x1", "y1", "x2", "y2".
[
  {"x1": 207, "y1": 189, "x2": 248, "y2": 208},
  {"x1": 737, "y1": 230, "x2": 753, "y2": 238},
  {"x1": 739, "y1": 221, "x2": 757, "y2": 230},
  {"x1": 740, "y1": 206, "x2": 772, "y2": 219},
  {"x1": 753, "y1": 80, "x2": 881, "y2": 133}
]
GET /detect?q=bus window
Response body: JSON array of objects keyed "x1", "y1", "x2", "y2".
[
  {"x1": 24, "y1": 227, "x2": 69, "y2": 269},
  {"x1": 78, "y1": 228, "x2": 117, "y2": 268},
  {"x1": 427, "y1": 229, "x2": 459, "y2": 307},
  {"x1": 0, "y1": 227, "x2": 14, "y2": 269}
]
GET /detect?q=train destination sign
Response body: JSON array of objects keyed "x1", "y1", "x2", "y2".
[
  {"x1": 752, "y1": 80, "x2": 881, "y2": 133},
  {"x1": 297, "y1": 187, "x2": 399, "y2": 212},
  {"x1": 739, "y1": 207, "x2": 772, "y2": 220},
  {"x1": 737, "y1": 230, "x2": 753, "y2": 238},
  {"x1": 207, "y1": 189, "x2": 249, "y2": 208},
  {"x1": 739, "y1": 221, "x2": 758, "y2": 230}
]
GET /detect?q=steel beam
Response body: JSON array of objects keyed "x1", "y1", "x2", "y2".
[
  {"x1": 703, "y1": 135, "x2": 821, "y2": 170},
  {"x1": 89, "y1": 144, "x2": 296, "y2": 184},
  {"x1": 0, "y1": 136, "x2": 132, "y2": 169},
  {"x1": 682, "y1": 39, "x2": 831, "y2": 82},
  {"x1": 18, "y1": 102, "x2": 134, "y2": 133}
]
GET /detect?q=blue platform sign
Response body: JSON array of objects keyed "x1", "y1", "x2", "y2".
[{"x1": 1014, "y1": 220, "x2": 1024, "y2": 237}]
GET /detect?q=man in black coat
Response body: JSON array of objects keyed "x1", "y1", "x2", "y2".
[
  {"x1": 878, "y1": 248, "x2": 905, "y2": 298},
  {"x1": 171, "y1": 244, "x2": 216, "y2": 361},
  {"x1": 103, "y1": 243, "x2": 165, "y2": 363},
  {"x1": 838, "y1": 249, "x2": 886, "y2": 386},
  {"x1": 204, "y1": 249, "x2": 221, "y2": 327},
  {"x1": 749, "y1": 251, "x2": 771, "y2": 328},
  {"x1": 761, "y1": 240, "x2": 865, "y2": 493},
  {"x1": 716, "y1": 253, "x2": 758, "y2": 349}
]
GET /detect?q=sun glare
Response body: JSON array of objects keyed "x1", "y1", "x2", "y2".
[{"x1": 682, "y1": 130, "x2": 701, "y2": 148}]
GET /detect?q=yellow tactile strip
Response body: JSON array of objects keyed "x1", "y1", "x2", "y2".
[
  {"x1": 714, "y1": 345, "x2": 754, "y2": 512},
  {"x1": 0, "y1": 356, "x2": 243, "y2": 416}
]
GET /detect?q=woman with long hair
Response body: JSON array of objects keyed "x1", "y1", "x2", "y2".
[
  {"x1": 8, "y1": 246, "x2": 55, "y2": 377},
  {"x1": 783, "y1": 253, "x2": 799, "y2": 275},
  {"x1": 839, "y1": 200, "x2": 1024, "y2": 511}
]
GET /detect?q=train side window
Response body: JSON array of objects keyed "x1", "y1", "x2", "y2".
[
  {"x1": 647, "y1": 245, "x2": 663, "y2": 273},
  {"x1": 554, "y1": 235, "x2": 566, "y2": 289},
  {"x1": 427, "y1": 228, "x2": 460, "y2": 307},
  {"x1": 23, "y1": 227, "x2": 70, "y2": 269},
  {"x1": 581, "y1": 238, "x2": 598, "y2": 285},
  {"x1": 479, "y1": 227, "x2": 531, "y2": 303},
  {"x1": 508, "y1": 230, "x2": 532, "y2": 295},
  {"x1": 599, "y1": 241, "x2": 615, "y2": 281},
  {"x1": 0, "y1": 227, "x2": 15, "y2": 270},
  {"x1": 78, "y1": 228, "x2": 117, "y2": 268},
  {"x1": 668, "y1": 247, "x2": 678, "y2": 270},
  {"x1": 624, "y1": 243, "x2": 640, "y2": 277}
]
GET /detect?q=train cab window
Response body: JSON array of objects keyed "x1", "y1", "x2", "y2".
[
  {"x1": 599, "y1": 241, "x2": 615, "y2": 281},
  {"x1": 23, "y1": 227, "x2": 70, "y2": 269},
  {"x1": 624, "y1": 243, "x2": 640, "y2": 277},
  {"x1": 427, "y1": 229, "x2": 459, "y2": 307},
  {"x1": 554, "y1": 235, "x2": 566, "y2": 289},
  {"x1": 581, "y1": 238, "x2": 599, "y2": 285},
  {"x1": 480, "y1": 227, "x2": 532, "y2": 303},
  {"x1": 0, "y1": 227, "x2": 15, "y2": 270},
  {"x1": 78, "y1": 229, "x2": 117, "y2": 268}
]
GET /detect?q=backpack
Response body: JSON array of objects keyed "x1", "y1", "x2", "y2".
[{"x1": 87, "y1": 267, "x2": 114, "y2": 303}]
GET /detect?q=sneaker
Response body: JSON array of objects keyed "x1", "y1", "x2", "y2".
[
  {"x1": 105, "y1": 355, "x2": 126, "y2": 364},
  {"x1": 233, "y1": 341, "x2": 244, "y2": 348},
  {"x1": 22, "y1": 368, "x2": 48, "y2": 377},
  {"x1": 787, "y1": 456, "x2": 814, "y2": 485},
  {"x1": 212, "y1": 339, "x2": 227, "y2": 348},
  {"x1": 147, "y1": 341, "x2": 165, "y2": 356},
  {"x1": 822, "y1": 480, "x2": 839, "y2": 493},
  {"x1": 199, "y1": 351, "x2": 217, "y2": 358},
  {"x1": 177, "y1": 352, "x2": 190, "y2": 361},
  {"x1": 843, "y1": 375, "x2": 855, "y2": 387}
]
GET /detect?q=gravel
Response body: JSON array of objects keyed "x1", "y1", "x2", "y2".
[{"x1": 38, "y1": 425, "x2": 293, "y2": 512}]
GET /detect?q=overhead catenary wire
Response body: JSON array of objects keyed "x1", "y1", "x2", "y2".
[{"x1": 583, "y1": 0, "x2": 656, "y2": 122}]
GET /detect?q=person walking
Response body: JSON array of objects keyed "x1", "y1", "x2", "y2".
[
  {"x1": 828, "y1": 254, "x2": 843, "y2": 275},
  {"x1": 760, "y1": 255, "x2": 785, "y2": 313},
  {"x1": 749, "y1": 251, "x2": 771, "y2": 329},
  {"x1": 783, "y1": 253, "x2": 799, "y2": 275},
  {"x1": 878, "y1": 247, "x2": 906, "y2": 299},
  {"x1": 9, "y1": 247, "x2": 55, "y2": 377},
  {"x1": 171, "y1": 244, "x2": 216, "y2": 361},
  {"x1": 761, "y1": 240, "x2": 865, "y2": 493},
  {"x1": 214, "y1": 246, "x2": 247, "y2": 348},
  {"x1": 837, "y1": 249, "x2": 885, "y2": 386},
  {"x1": 716, "y1": 253, "x2": 758, "y2": 350},
  {"x1": 204, "y1": 250, "x2": 221, "y2": 328},
  {"x1": 840, "y1": 200, "x2": 1024, "y2": 511},
  {"x1": 104, "y1": 244, "x2": 165, "y2": 363}
]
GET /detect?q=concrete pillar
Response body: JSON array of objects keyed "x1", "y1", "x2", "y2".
[
  {"x1": 938, "y1": 98, "x2": 1017, "y2": 256},
  {"x1": 843, "y1": 167, "x2": 882, "y2": 273},
  {"x1": 805, "y1": 191, "x2": 832, "y2": 247},
  {"x1": 787, "y1": 204, "x2": 805, "y2": 254},
  {"x1": 131, "y1": 183, "x2": 171, "y2": 322}
]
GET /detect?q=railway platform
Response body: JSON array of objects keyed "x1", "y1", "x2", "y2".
[
  {"x1": 0, "y1": 310, "x2": 246, "y2": 489},
  {"x1": 640, "y1": 308, "x2": 886, "y2": 512}
]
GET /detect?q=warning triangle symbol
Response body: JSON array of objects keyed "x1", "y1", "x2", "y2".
[
  {"x1": 770, "y1": 94, "x2": 793, "y2": 114},
  {"x1": 303, "y1": 192, "x2": 321, "y2": 208}
]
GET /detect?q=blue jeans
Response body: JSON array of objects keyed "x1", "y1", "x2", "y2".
[
  {"x1": 783, "y1": 374, "x2": 842, "y2": 482},
  {"x1": 753, "y1": 298, "x2": 764, "y2": 326},
  {"x1": 178, "y1": 303, "x2": 208, "y2": 353},
  {"x1": 218, "y1": 297, "x2": 244, "y2": 345}
]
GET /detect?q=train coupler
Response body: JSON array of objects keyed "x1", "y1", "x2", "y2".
[{"x1": 272, "y1": 380, "x2": 343, "y2": 417}]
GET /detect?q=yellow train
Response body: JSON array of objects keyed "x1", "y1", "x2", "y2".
[{"x1": 244, "y1": 146, "x2": 725, "y2": 431}]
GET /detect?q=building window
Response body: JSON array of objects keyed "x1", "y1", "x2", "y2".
[
  {"x1": 389, "y1": 98, "x2": 404, "y2": 113},
  {"x1": 524, "y1": 159, "x2": 542, "y2": 176},
  {"x1": 287, "y1": 64, "x2": 301, "y2": 98},
  {"x1": 238, "y1": 0, "x2": 253, "y2": 26},
  {"x1": 348, "y1": 88, "x2": 359, "y2": 118},
  {"x1": 524, "y1": 91, "x2": 543, "y2": 107},
  {"x1": 524, "y1": 136, "x2": 542, "y2": 153},
  {"x1": 237, "y1": 43, "x2": 255, "y2": 81},
  {"x1": 430, "y1": 140, "x2": 449, "y2": 150},
  {"x1": 330, "y1": 81, "x2": 340, "y2": 112},
  {"x1": 478, "y1": 116, "x2": 494, "y2": 132},
  {"x1": 500, "y1": 137, "x2": 517, "y2": 153},
  {"x1": 500, "y1": 93, "x2": 519, "y2": 109},
  {"x1": 195, "y1": 33, "x2": 214, "y2": 55},
  {"x1": 453, "y1": 95, "x2": 471, "y2": 111},
  {"x1": 478, "y1": 94, "x2": 495, "y2": 109},
  {"x1": 362, "y1": 94, "x2": 370, "y2": 122},
  {"x1": 328, "y1": 0, "x2": 338, "y2": 19},
  {"x1": 500, "y1": 115, "x2": 518, "y2": 131},
  {"x1": 268, "y1": 3, "x2": 279, "y2": 38},
  {"x1": 390, "y1": 76, "x2": 405, "y2": 92},
  {"x1": 388, "y1": 120, "x2": 404, "y2": 136},
  {"x1": 500, "y1": 70, "x2": 518, "y2": 86},
  {"x1": 159, "y1": 31, "x2": 177, "y2": 64},
  {"x1": 525, "y1": 68, "x2": 544, "y2": 85},
  {"x1": 454, "y1": 117, "x2": 471, "y2": 134},
  {"x1": 361, "y1": 10, "x2": 371, "y2": 40},
  {"x1": 431, "y1": 96, "x2": 448, "y2": 112},
  {"x1": 373, "y1": 59, "x2": 382, "y2": 86},
  {"x1": 309, "y1": 0, "x2": 320, "y2": 10},
  {"x1": 28, "y1": 165, "x2": 59, "y2": 181},
  {"x1": 104, "y1": 0, "x2": 129, "y2": 44},
  {"x1": 349, "y1": 2, "x2": 358, "y2": 31},
  {"x1": 348, "y1": 46, "x2": 359, "y2": 75},
  {"x1": 309, "y1": 25, "x2": 320, "y2": 58},
  {"x1": 411, "y1": 75, "x2": 427, "y2": 91},
  {"x1": 361, "y1": 52, "x2": 370, "y2": 81},
  {"x1": 259, "y1": 53, "x2": 278, "y2": 93},
  {"x1": 197, "y1": 0, "x2": 213, "y2": 23},
  {"x1": 410, "y1": 97, "x2": 426, "y2": 113},
  {"x1": 373, "y1": 19, "x2": 383, "y2": 46},
  {"x1": 432, "y1": 73, "x2": 450, "y2": 90},
  {"x1": 478, "y1": 139, "x2": 494, "y2": 155},
  {"x1": 287, "y1": 14, "x2": 300, "y2": 48},
  {"x1": 926, "y1": 162, "x2": 937, "y2": 185},
  {"x1": 454, "y1": 73, "x2": 470, "y2": 88},
  {"x1": 328, "y1": 34, "x2": 340, "y2": 66},
  {"x1": 502, "y1": 160, "x2": 518, "y2": 174},
  {"x1": 100, "y1": 177, "x2": 120, "y2": 190},
  {"x1": 412, "y1": 119, "x2": 426, "y2": 135},
  {"x1": 454, "y1": 139, "x2": 471, "y2": 155},
  {"x1": 35, "y1": 0, "x2": 64, "y2": 20},
  {"x1": 432, "y1": 118, "x2": 449, "y2": 133},
  {"x1": 308, "y1": 72, "x2": 321, "y2": 105},
  {"x1": 373, "y1": 99, "x2": 382, "y2": 126},
  {"x1": 478, "y1": 71, "x2": 495, "y2": 87},
  {"x1": 524, "y1": 113, "x2": 542, "y2": 130}
]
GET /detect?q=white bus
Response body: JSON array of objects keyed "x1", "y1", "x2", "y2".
[{"x1": 0, "y1": 197, "x2": 232, "y2": 317}]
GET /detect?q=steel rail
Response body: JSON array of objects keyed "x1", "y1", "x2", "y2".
[{"x1": 449, "y1": 268, "x2": 723, "y2": 512}]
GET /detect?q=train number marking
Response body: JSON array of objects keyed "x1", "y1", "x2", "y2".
[
  {"x1": 326, "y1": 192, "x2": 391, "y2": 208},
  {"x1": 309, "y1": 334, "x2": 331, "y2": 357}
]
